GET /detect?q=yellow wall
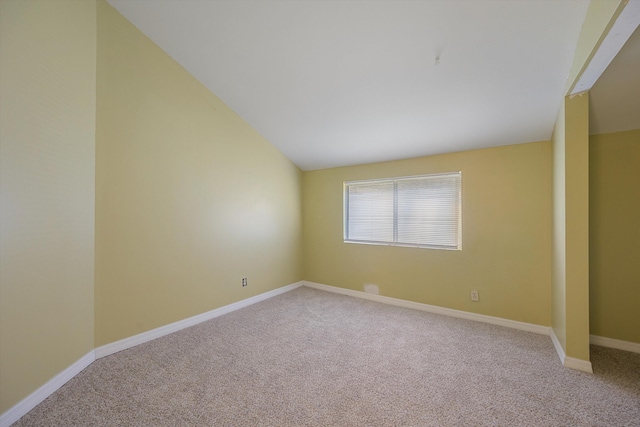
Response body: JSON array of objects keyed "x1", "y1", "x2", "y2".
[
  {"x1": 549, "y1": 0, "x2": 630, "y2": 364},
  {"x1": 0, "y1": 0, "x2": 632, "y2": 417},
  {"x1": 94, "y1": 1, "x2": 303, "y2": 346},
  {"x1": 564, "y1": 93, "x2": 591, "y2": 360},
  {"x1": 303, "y1": 142, "x2": 552, "y2": 326},
  {"x1": 0, "y1": 0, "x2": 97, "y2": 413},
  {"x1": 552, "y1": 94, "x2": 591, "y2": 362},
  {"x1": 590, "y1": 129, "x2": 640, "y2": 344},
  {"x1": 552, "y1": 103, "x2": 567, "y2": 350}
]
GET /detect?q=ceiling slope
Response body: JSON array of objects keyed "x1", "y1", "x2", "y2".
[{"x1": 107, "y1": 0, "x2": 590, "y2": 170}]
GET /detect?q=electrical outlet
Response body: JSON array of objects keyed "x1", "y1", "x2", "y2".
[
  {"x1": 242, "y1": 278, "x2": 248, "y2": 287},
  {"x1": 470, "y1": 290, "x2": 479, "y2": 301}
]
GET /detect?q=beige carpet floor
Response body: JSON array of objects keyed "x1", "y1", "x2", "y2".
[{"x1": 13, "y1": 287, "x2": 640, "y2": 426}]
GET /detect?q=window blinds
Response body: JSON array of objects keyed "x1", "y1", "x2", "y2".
[{"x1": 344, "y1": 172, "x2": 461, "y2": 250}]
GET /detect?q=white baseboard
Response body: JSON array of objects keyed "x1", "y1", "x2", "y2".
[
  {"x1": 302, "y1": 281, "x2": 551, "y2": 335},
  {"x1": 1, "y1": 282, "x2": 303, "y2": 426},
  {"x1": 95, "y1": 281, "x2": 304, "y2": 358},
  {"x1": 550, "y1": 328, "x2": 593, "y2": 373},
  {"x1": 0, "y1": 350, "x2": 95, "y2": 427},
  {"x1": 550, "y1": 328, "x2": 566, "y2": 364},
  {"x1": 564, "y1": 356, "x2": 593, "y2": 373},
  {"x1": 590, "y1": 335, "x2": 640, "y2": 354},
  {"x1": 10, "y1": 281, "x2": 628, "y2": 426},
  {"x1": 303, "y1": 281, "x2": 600, "y2": 373}
]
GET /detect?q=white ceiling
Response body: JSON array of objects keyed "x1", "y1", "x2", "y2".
[
  {"x1": 107, "y1": 0, "x2": 591, "y2": 171},
  {"x1": 590, "y1": 23, "x2": 640, "y2": 135}
]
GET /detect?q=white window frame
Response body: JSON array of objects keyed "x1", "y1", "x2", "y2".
[{"x1": 343, "y1": 172, "x2": 462, "y2": 250}]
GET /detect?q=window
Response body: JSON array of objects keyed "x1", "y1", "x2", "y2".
[{"x1": 344, "y1": 172, "x2": 461, "y2": 250}]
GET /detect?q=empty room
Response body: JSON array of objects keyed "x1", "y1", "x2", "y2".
[{"x1": 1, "y1": 0, "x2": 639, "y2": 425}]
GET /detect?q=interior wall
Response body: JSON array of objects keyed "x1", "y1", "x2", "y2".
[
  {"x1": 589, "y1": 128, "x2": 640, "y2": 344},
  {"x1": 95, "y1": 1, "x2": 303, "y2": 346},
  {"x1": 551, "y1": 94, "x2": 591, "y2": 363},
  {"x1": 548, "y1": 0, "x2": 627, "y2": 366},
  {"x1": 0, "y1": 0, "x2": 97, "y2": 413},
  {"x1": 551, "y1": 102, "x2": 567, "y2": 351},
  {"x1": 303, "y1": 141, "x2": 552, "y2": 326},
  {"x1": 564, "y1": 93, "x2": 590, "y2": 361}
]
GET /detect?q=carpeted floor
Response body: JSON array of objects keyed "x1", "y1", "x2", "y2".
[{"x1": 13, "y1": 287, "x2": 640, "y2": 426}]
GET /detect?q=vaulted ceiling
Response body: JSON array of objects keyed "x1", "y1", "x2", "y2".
[{"x1": 107, "y1": 0, "x2": 594, "y2": 170}]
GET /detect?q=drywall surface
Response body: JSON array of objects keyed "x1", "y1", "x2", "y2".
[
  {"x1": 590, "y1": 129, "x2": 640, "y2": 344},
  {"x1": 303, "y1": 141, "x2": 552, "y2": 326},
  {"x1": 95, "y1": 1, "x2": 302, "y2": 346},
  {"x1": 564, "y1": 93, "x2": 591, "y2": 361},
  {"x1": 0, "y1": 0, "x2": 97, "y2": 413},
  {"x1": 552, "y1": 101, "x2": 567, "y2": 351},
  {"x1": 552, "y1": 94, "x2": 591, "y2": 362}
]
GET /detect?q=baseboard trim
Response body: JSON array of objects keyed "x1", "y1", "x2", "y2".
[
  {"x1": 6, "y1": 281, "x2": 616, "y2": 426},
  {"x1": 95, "y1": 281, "x2": 304, "y2": 359},
  {"x1": 550, "y1": 328, "x2": 566, "y2": 364},
  {"x1": 550, "y1": 328, "x2": 593, "y2": 373},
  {"x1": 564, "y1": 356, "x2": 593, "y2": 373},
  {"x1": 302, "y1": 281, "x2": 550, "y2": 335},
  {"x1": 0, "y1": 350, "x2": 95, "y2": 427},
  {"x1": 1, "y1": 282, "x2": 303, "y2": 426},
  {"x1": 301, "y1": 281, "x2": 600, "y2": 373},
  {"x1": 590, "y1": 335, "x2": 640, "y2": 354}
]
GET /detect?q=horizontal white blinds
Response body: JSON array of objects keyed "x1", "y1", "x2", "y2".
[
  {"x1": 345, "y1": 181, "x2": 394, "y2": 243},
  {"x1": 344, "y1": 172, "x2": 461, "y2": 250}
]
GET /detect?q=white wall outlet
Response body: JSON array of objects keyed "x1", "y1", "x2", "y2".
[
  {"x1": 470, "y1": 290, "x2": 479, "y2": 301},
  {"x1": 242, "y1": 278, "x2": 248, "y2": 287},
  {"x1": 364, "y1": 283, "x2": 379, "y2": 295}
]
